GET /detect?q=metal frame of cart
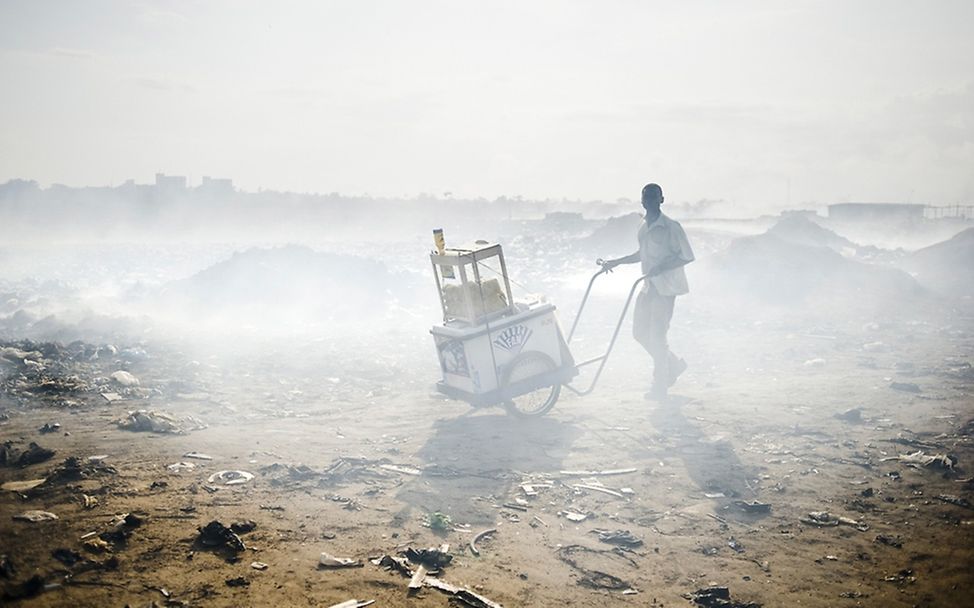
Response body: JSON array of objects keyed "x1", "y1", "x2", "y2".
[{"x1": 429, "y1": 240, "x2": 648, "y2": 416}]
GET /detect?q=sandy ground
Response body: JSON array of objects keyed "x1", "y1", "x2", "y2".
[{"x1": 1, "y1": 305, "x2": 973, "y2": 608}]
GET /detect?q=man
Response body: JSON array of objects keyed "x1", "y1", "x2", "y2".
[{"x1": 602, "y1": 183, "x2": 695, "y2": 400}]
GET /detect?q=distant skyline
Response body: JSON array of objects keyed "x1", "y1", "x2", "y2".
[{"x1": 1, "y1": 1, "x2": 972, "y2": 214}]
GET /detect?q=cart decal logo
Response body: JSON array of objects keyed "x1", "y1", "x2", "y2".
[
  {"x1": 438, "y1": 340, "x2": 469, "y2": 377},
  {"x1": 494, "y1": 324, "x2": 532, "y2": 353}
]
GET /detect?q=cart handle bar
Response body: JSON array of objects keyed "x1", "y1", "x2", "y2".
[{"x1": 563, "y1": 269, "x2": 649, "y2": 397}]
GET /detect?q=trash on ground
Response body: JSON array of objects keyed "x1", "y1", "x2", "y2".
[
  {"x1": 319, "y1": 552, "x2": 363, "y2": 568},
  {"x1": 684, "y1": 586, "x2": 762, "y2": 608},
  {"x1": 875, "y1": 534, "x2": 903, "y2": 548},
  {"x1": 2, "y1": 478, "x2": 47, "y2": 492},
  {"x1": 572, "y1": 484, "x2": 625, "y2": 498},
  {"x1": 559, "y1": 468, "x2": 637, "y2": 477},
  {"x1": 52, "y1": 548, "x2": 82, "y2": 567},
  {"x1": 12, "y1": 510, "x2": 58, "y2": 522},
  {"x1": 378, "y1": 463, "x2": 422, "y2": 476},
  {"x1": 167, "y1": 462, "x2": 195, "y2": 473},
  {"x1": 470, "y1": 528, "x2": 497, "y2": 556},
  {"x1": 110, "y1": 370, "x2": 140, "y2": 387},
  {"x1": 327, "y1": 600, "x2": 375, "y2": 608},
  {"x1": 423, "y1": 576, "x2": 504, "y2": 608},
  {"x1": 197, "y1": 520, "x2": 246, "y2": 551},
  {"x1": 556, "y1": 544, "x2": 636, "y2": 590},
  {"x1": 834, "y1": 408, "x2": 862, "y2": 422},
  {"x1": 727, "y1": 537, "x2": 746, "y2": 553},
  {"x1": 937, "y1": 494, "x2": 973, "y2": 509},
  {"x1": 183, "y1": 451, "x2": 213, "y2": 460},
  {"x1": 251, "y1": 561, "x2": 268, "y2": 570},
  {"x1": 38, "y1": 423, "x2": 61, "y2": 434},
  {"x1": 207, "y1": 470, "x2": 254, "y2": 485},
  {"x1": 560, "y1": 510, "x2": 591, "y2": 522},
  {"x1": 880, "y1": 451, "x2": 956, "y2": 470},
  {"x1": 734, "y1": 500, "x2": 772, "y2": 514},
  {"x1": 100, "y1": 392, "x2": 122, "y2": 403},
  {"x1": 116, "y1": 410, "x2": 183, "y2": 434},
  {"x1": 591, "y1": 529, "x2": 643, "y2": 548},
  {"x1": 16, "y1": 442, "x2": 56, "y2": 467},
  {"x1": 403, "y1": 546, "x2": 453, "y2": 569},
  {"x1": 225, "y1": 576, "x2": 249, "y2": 587},
  {"x1": 424, "y1": 511, "x2": 452, "y2": 531},
  {"x1": 800, "y1": 511, "x2": 869, "y2": 531}
]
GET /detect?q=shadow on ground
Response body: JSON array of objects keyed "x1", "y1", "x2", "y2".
[{"x1": 394, "y1": 412, "x2": 582, "y2": 526}]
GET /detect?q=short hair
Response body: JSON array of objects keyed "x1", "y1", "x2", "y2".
[{"x1": 641, "y1": 183, "x2": 663, "y2": 204}]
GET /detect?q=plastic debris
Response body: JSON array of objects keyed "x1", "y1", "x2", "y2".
[
  {"x1": 685, "y1": 586, "x2": 762, "y2": 608},
  {"x1": 183, "y1": 451, "x2": 213, "y2": 460},
  {"x1": 735, "y1": 500, "x2": 772, "y2": 514},
  {"x1": 110, "y1": 370, "x2": 140, "y2": 387},
  {"x1": 881, "y1": 451, "x2": 956, "y2": 470},
  {"x1": 38, "y1": 423, "x2": 61, "y2": 434},
  {"x1": 167, "y1": 462, "x2": 196, "y2": 473},
  {"x1": 591, "y1": 529, "x2": 643, "y2": 548},
  {"x1": 116, "y1": 410, "x2": 182, "y2": 434},
  {"x1": 470, "y1": 528, "x2": 497, "y2": 556},
  {"x1": 207, "y1": 470, "x2": 254, "y2": 485},
  {"x1": 937, "y1": 494, "x2": 973, "y2": 509},
  {"x1": 403, "y1": 546, "x2": 452, "y2": 569},
  {"x1": 2, "y1": 478, "x2": 47, "y2": 492},
  {"x1": 12, "y1": 510, "x2": 58, "y2": 522},
  {"x1": 251, "y1": 561, "x2": 268, "y2": 570},
  {"x1": 327, "y1": 601, "x2": 375, "y2": 608},
  {"x1": 318, "y1": 552, "x2": 363, "y2": 568},
  {"x1": 800, "y1": 511, "x2": 869, "y2": 531}
]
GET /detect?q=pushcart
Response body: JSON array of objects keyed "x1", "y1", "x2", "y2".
[{"x1": 429, "y1": 238, "x2": 648, "y2": 416}]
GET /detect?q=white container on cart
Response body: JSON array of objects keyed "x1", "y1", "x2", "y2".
[{"x1": 429, "y1": 240, "x2": 576, "y2": 415}]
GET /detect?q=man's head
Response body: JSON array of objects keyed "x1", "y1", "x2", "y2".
[{"x1": 641, "y1": 183, "x2": 664, "y2": 213}]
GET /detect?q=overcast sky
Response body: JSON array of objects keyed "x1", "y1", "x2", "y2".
[{"x1": 1, "y1": 0, "x2": 972, "y2": 211}]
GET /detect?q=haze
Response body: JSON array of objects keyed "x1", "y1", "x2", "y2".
[{"x1": 1, "y1": 0, "x2": 972, "y2": 212}]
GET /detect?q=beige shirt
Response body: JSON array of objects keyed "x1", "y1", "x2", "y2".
[{"x1": 637, "y1": 212, "x2": 694, "y2": 296}]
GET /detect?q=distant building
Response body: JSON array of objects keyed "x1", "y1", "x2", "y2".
[
  {"x1": 155, "y1": 173, "x2": 187, "y2": 189},
  {"x1": 828, "y1": 203, "x2": 925, "y2": 223},
  {"x1": 199, "y1": 176, "x2": 234, "y2": 195}
]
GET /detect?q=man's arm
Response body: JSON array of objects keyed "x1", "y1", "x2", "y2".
[
  {"x1": 646, "y1": 254, "x2": 691, "y2": 277},
  {"x1": 601, "y1": 251, "x2": 640, "y2": 272}
]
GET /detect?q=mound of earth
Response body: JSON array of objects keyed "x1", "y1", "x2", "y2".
[
  {"x1": 582, "y1": 213, "x2": 643, "y2": 255},
  {"x1": 766, "y1": 215, "x2": 857, "y2": 251},
  {"x1": 161, "y1": 245, "x2": 421, "y2": 324},
  {"x1": 901, "y1": 227, "x2": 974, "y2": 298},
  {"x1": 713, "y1": 232, "x2": 923, "y2": 307}
]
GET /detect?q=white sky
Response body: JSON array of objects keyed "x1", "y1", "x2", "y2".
[{"x1": 1, "y1": 0, "x2": 972, "y2": 211}]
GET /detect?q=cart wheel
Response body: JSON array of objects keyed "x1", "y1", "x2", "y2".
[{"x1": 502, "y1": 352, "x2": 561, "y2": 417}]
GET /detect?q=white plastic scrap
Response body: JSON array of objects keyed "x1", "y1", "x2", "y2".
[{"x1": 207, "y1": 470, "x2": 254, "y2": 486}]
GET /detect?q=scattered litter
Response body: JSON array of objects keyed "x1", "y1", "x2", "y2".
[
  {"x1": 52, "y1": 548, "x2": 82, "y2": 567},
  {"x1": 197, "y1": 520, "x2": 246, "y2": 552},
  {"x1": 560, "y1": 468, "x2": 637, "y2": 477},
  {"x1": 685, "y1": 586, "x2": 762, "y2": 608},
  {"x1": 622, "y1": 588, "x2": 639, "y2": 595},
  {"x1": 183, "y1": 451, "x2": 213, "y2": 460},
  {"x1": 424, "y1": 511, "x2": 452, "y2": 531},
  {"x1": 167, "y1": 462, "x2": 196, "y2": 473},
  {"x1": 207, "y1": 470, "x2": 254, "y2": 485},
  {"x1": 2, "y1": 478, "x2": 46, "y2": 492},
  {"x1": 883, "y1": 568, "x2": 916, "y2": 584},
  {"x1": 319, "y1": 552, "x2": 363, "y2": 568},
  {"x1": 379, "y1": 464, "x2": 422, "y2": 476},
  {"x1": 408, "y1": 564, "x2": 428, "y2": 590},
  {"x1": 591, "y1": 529, "x2": 643, "y2": 548},
  {"x1": 727, "y1": 537, "x2": 746, "y2": 553},
  {"x1": 561, "y1": 510, "x2": 591, "y2": 522},
  {"x1": 734, "y1": 500, "x2": 772, "y2": 514},
  {"x1": 937, "y1": 494, "x2": 973, "y2": 509},
  {"x1": 875, "y1": 535, "x2": 902, "y2": 548},
  {"x1": 423, "y1": 576, "x2": 504, "y2": 608},
  {"x1": 573, "y1": 484, "x2": 625, "y2": 499},
  {"x1": 403, "y1": 546, "x2": 452, "y2": 569},
  {"x1": 83, "y1": 538, "x2": 111, "y2": 553},
  {"x1": 12, "y1": 510, "x2": 58, "y2": 522},
  {"x1": 38, "y1": 423, "x2": 61, "y2": 434},
  {"x1": 100, "y1": 392, "x2": 122, "y2": 403},
  {"x1": 880, "y1": 451, "x2": 956, "y2": 470},
  {"x1": 116, "y1": 410, "x2": 182, "y2": 434},
  {"x1": 839, "y1": 591, "x2": 865, "y2": 598},
  {"x1": 501, "y1": 502, "x2": 528, "y2": 512},
  {"x1": 15, "y1": 442, "x2": 56, "y2": 466},
  {"x1": 890, "y1": 382, "x2": 921, "y2": 393},
  {"x1": 470, "y1": 528, "x2": 497, "y2": 556},
  {"x1": 251, "y1": 561, "x2": 268, "y2": 570},
  {"x1": 800, "y1": 511, "x2": 869, "y2": 531},
  {"x1": 834, "y1": 408, "x2": 862, "y2": 423},
  {"x1": 328, "y1": 601, "x2": 375, "y2": 608},
  {"x1": 81, "y1": 494, "x2": 98, "y2": 509},
  {"x1": 110, "y1": 370, "x2": 140, "y2": 387},
  {"x1": 231, "y1": 520, "x2": 257, "y2": 533}
]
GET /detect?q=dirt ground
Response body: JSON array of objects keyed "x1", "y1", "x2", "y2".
[{"x1": 2, "y1": 305, "x2": 973, "y2": 608}]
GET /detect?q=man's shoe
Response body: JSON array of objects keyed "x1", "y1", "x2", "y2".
[{"x1": 668, "y1": 358, "x2": 688, "y2": 388}]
